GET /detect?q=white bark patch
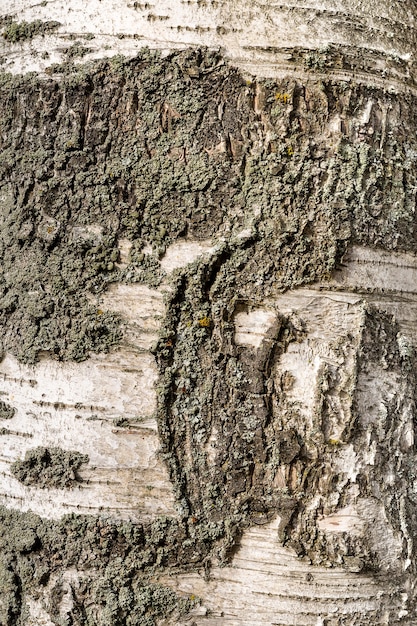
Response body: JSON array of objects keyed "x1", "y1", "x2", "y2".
[
  {"x1": 70, "y1": 224, "x2": 103, "y2": 244},
  {"x1": 160, "y1": 239, "x2": 215, "y2": 274},
  {"x1": 234, "y1": 308, "x2": 276, "y2": 348},
  {"x1": 26, "y1": 569, "x2": 88, "y2": 626},
  {"x1": 234, "y1": 293, "x2": 364, "y2": 442},
  {"x1": 117, "y1": 238, "x2": 132, "y2": 266},
  {"x1": 0, "y1": 351, "x2": 175, "y2": 521},
  {"x1": 25, "y1": 598, "x2": 54, "y2": 626},
  {"x1": 318, "y1": 505, "x2": 364, "y2": 535},
  {"x1": 0, "y1": 279, "x2": 179, "y2": 521},
  {"x1": 99, "y1": 282, "x2": 164, "y2": 351},
  {"x1": 357, "y1": 498, "x2": 405, "y2": 574},
  {"x1": 1, "y1": 0, "x2": 415, "y2": 87},
  {"x1": 160, "y1": 516, "x2": 398, "y2": 625},
  {"x1": 331, "y1": 245, "x2": 417, "y2": 294}
]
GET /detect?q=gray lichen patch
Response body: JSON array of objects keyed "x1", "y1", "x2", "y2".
[
  {"x1": 0, "y1": 49, "x2": 416, "y2": 365},
  {"x1": 0, "y1": 507, "x2": 199, "y2": 626},
  {"x1": 63, "y1": 42, "x2": 92, "y2": 60},
  {"x1": 10, "y1": 447, "x2": 89, "y2": 489},
  {"x1": 1, "y1": 19, "x2": 61, "y2": 43},
  {"x1": 84, "y1": 580, "x2": 196, "y2": 626},
  {"x1": 0, "y1": 400, "x2": 15, "y2": 419}
]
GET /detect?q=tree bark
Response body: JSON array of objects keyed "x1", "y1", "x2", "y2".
[{"x1": 1, "y1": 2, "x2": 417, "y2": 625}]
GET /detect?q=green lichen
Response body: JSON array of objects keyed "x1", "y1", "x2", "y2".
[
  {"x1": 2, "y1": 19, "x2": 60, "y2": 43},
  {"x1": 0, "y1": 507, "x2": 202, "y2": 626},
  {"x1": 10, "y1": 447, "x2": 89, "y2": 489},
  {"x1": 122, "y1": 245, "x2": 165, "y2": 287},
  {"x1": 64, "y1": 43, "x2": 92, "y2": 59}
]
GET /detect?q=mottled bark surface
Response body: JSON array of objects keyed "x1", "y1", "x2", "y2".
[{"x1": 1, "y1": 2, "x2": 417, "y2": 625}]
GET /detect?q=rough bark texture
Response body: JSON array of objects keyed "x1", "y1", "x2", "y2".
[{"x1": 1, "y1": 2, "x2": 417, "y2": 625}]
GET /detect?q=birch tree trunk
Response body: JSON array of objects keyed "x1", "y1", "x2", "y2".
[{"x1": 1, "y1": 1, "x2": 417, "y2": 624}]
